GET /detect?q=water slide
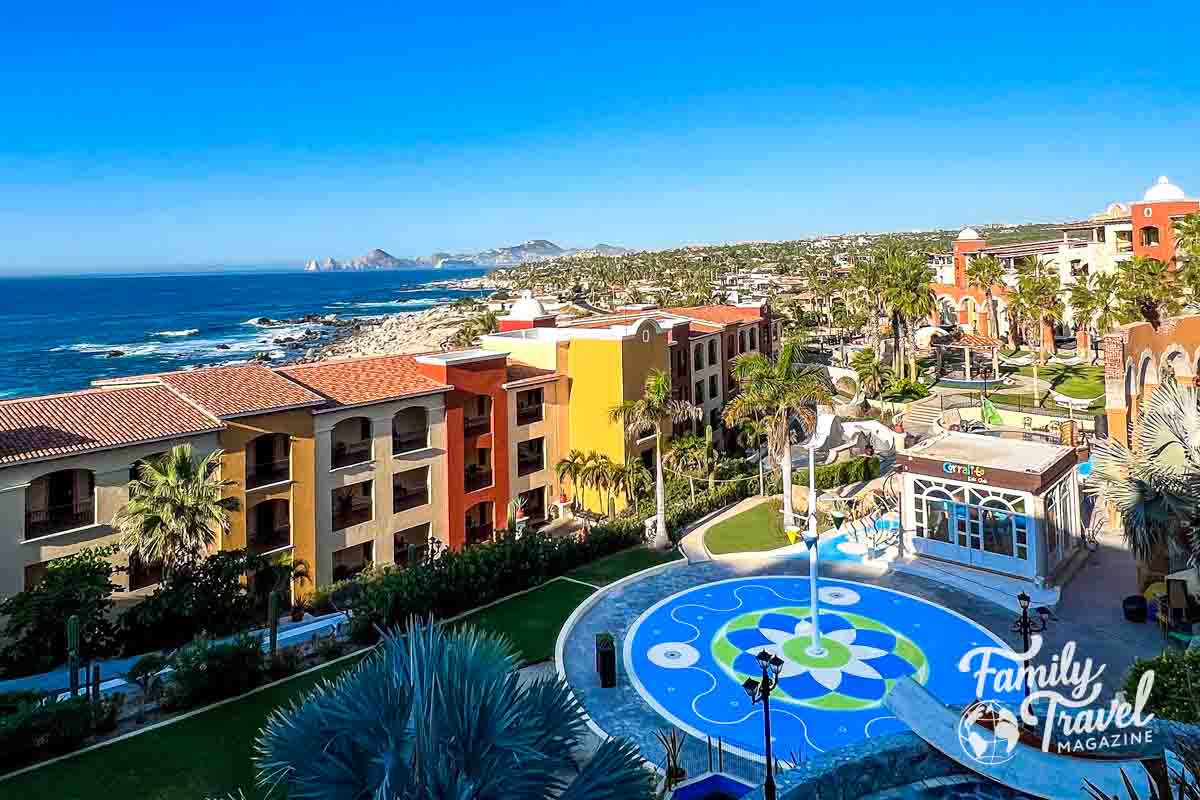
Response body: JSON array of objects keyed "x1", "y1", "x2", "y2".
[{"x1": 884, "y1": 677, "x2": 1156, "y2": 800}]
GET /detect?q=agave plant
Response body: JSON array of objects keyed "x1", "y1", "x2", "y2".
[
  {"x1": 255, "y1": 621, "x2": 650, "y2": 800},
  {"x1": 1087, "y1": 381, "x2": 1200, "y2": 566}
]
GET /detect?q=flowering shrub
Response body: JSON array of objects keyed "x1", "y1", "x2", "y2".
[{"x1": 161, "y1": 634, "x2": 264, "y2": 710}]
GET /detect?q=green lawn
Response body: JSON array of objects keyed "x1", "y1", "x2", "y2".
[
  {"x1": 988, "y1": 391, "x2": 1105, "y2": 414},
  {"x1": 566, "y1": 546, "x2": 682, "y2": 586},
  {"x1": 454, "y1": 579, "x2": 595, "y2": 665},
  {"x1": 3, "y1": 658, "x2": 360, "y2": 800},
  {"x1": 704, "y1": 499, "x2": 792, "y2": 554},
  {"x1": 1008, "y1": 363, "x2": 1105, "y2": 399}
]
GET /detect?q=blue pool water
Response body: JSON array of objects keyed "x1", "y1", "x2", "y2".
[{"x1": 624, "y1": 577, "x2": 1021, "y2": 760}]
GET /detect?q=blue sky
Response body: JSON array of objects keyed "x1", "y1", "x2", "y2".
[{"x1": 2, "y1": 1, "x2": 1199, "y2": 272}]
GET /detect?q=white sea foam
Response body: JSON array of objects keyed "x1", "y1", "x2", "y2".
[{"x1": 154, "y1": 329, "x2": 199, "y2": 337}]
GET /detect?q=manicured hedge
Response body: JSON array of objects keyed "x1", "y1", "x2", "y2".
[
  {"x1": 765, "y1": 455, "x2": 880, "y2": 494},
  {"x1": 348, "y1": 520, "x2": 646, "y2": 640}
]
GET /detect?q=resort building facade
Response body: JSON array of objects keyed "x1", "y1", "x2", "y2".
[
  {"x1": 0, "y1": 301, "x2": 771, "y2": 599},
  {"x1": 929, "y1": 176, "x2": 1198, "y2": 344}
]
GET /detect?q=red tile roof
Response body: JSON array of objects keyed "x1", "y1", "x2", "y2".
[
  {"x1": 562, "y1": 312, "x2": 722, "y2": 334},
  {"x1": 159, "y1": 365, "x2": 326, "y2": 418},
  {"x1": 504, "y1": 362, "x2": 560, "y2": 386},
  {"x1": 275, "y1": 354, "x2": 450, "y2": 409},
  {"x1": 0, "y1": 385, "x2": 223, "y2": 465},
  {"x1": 665, "y1": 306, "x2": 765, "y2": 325}
]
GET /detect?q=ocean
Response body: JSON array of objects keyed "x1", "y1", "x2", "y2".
[{"x1": 0, "y1": 267, "x2": 491, "y2": 399}]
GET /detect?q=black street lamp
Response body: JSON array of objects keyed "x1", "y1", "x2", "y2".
[
  {"x1": 1011, "y1": 591, "x2": 1051, "y2": 699},
  {"x1": 742, "y1": 649, "x2": 785, "y2": 800}
]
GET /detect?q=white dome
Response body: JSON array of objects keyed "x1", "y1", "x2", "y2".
[
  {"x1": 507, "y1": 290, "x2": 547, "y2": 319},
  {"x1": 1143, "y1": 176, "x2": 1187, "y2": 203},
  {"x1": 957, "y1": 227, "x2": 982, "y2": 241}
]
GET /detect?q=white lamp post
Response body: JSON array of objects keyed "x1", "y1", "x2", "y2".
[{"x1": 804, "y1": 431, "x2": 826, "y2": 657}]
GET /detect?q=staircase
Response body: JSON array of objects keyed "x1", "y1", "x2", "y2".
[{"x1": 902, "y1": 396, "x2": 943, "y2": 435}]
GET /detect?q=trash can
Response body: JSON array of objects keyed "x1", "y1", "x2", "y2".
[
  {"x1": 1123, "y1": 595, "x2": 1148, "y2": 623},
  {"x1": 596, "y1": 633, "x2": 617, "y2": 688}
]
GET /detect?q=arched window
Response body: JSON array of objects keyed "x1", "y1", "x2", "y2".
[
  {"x1": 981, "y1": 498, "x2": 1015, "y2": 557},
  {"x1": 392, "y1": 407, "x2": 429, "y2": 455},
  {"x1": 919, "y1": 489, "x2": 953, "y2": 543},
  {"x1": 1140, "y1": 226, "x2": 1160, "y2": 247},
  {"x1": 332, "y1": 417, "x2": 373, "y2": 469},
  {"x1": 708, "y1": 338, "x2": 717, "y2": 365},
  {"x1": 693, "y1": 345, "x2": 704, "y2": 371},
  {"x1": 26, "y1": 468, "x2": 95, "y2": 539},
  {"x1": 246, "y1": 433, "x2": 291, "y2": 488},
  {"x1": 248, "y1": 498, "x2": 291, "y2": 556}
]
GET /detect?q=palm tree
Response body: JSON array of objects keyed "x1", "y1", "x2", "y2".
[
  {"x1": 555, "y1": 449, "x2": 592, "y2": 508},
  {"x1": 255, "y1": 622, "x2": 649, "y2": 800},
  {"x1": 882, "y1": 249, "x2": 935, "y2": 381},
  {"x1": 1116, "y1": 255, "x2": 1181, "y2": 328},
  {"x1": 1009, "y1": 258, "x2": 1064, "y2": 405},
  {"x1": 722, "y1": 342, "x2": 832, "y2": 529},
  {"x1": 612, "y1": 458, "x2": 652, "y2": 506},
  {"x1": 665, "y1": 434, "x2": 709, "y2": 503},
  {"x1": 965, "y1": 254, "x2": 1005, "y2": 339},
  {"x1": 1068, "y1": 272, "x2": 1121, "y2": 361},
  {"x1": 1174, "y1": 211, "x2": 1200, "y2": 264},
  {"x1": 737, "y1": 417, "x2": 769, "y2": 496},
  {"x1": 581, "y1": 454, "x2": 618, "y2": 519},
  {"x1": 850, "y1": 348, "x2": 892, "y2": 399},
  {"x1": 1087, "y1": 381, "x2": 1200, "y2": 568},
  {"x1": 116, "y1": 444, "x2": 238, "y2": 574},
  {"x1": 610, "y1": 371, "x2": 701, "y2": 547}
]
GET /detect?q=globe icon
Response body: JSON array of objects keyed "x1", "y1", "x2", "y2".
[{"x1": 957, "y1": 700, "x2": 1021, "y2": 765}]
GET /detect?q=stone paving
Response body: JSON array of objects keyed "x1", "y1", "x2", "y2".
[{"x1": 559, "y1": 551, "x2": 1162, "y2": 774}]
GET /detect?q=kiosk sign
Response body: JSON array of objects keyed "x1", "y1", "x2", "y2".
[{"x1": 943, "y1": 461, "x2": 987, "y2": 482}]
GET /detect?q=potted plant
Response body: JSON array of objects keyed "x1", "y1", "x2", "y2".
[
  {"x1": 655, "y1": 728, "x2": 687, "y2": 789},
  {"x1": 510, "y1": 493, "x2": 528, "y2": 520},
  {"x1": 290, "y1": 600, "x2": 307, "y2": 622}
]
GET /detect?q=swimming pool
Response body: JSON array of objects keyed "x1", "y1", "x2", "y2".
[{"x1": 624, "y1": 576, "x2": 1021, "y2": 760}]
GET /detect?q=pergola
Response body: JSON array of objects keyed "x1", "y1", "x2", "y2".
[{"x1": 934, "y1": 332, "x2": 1005, "y2": 381}]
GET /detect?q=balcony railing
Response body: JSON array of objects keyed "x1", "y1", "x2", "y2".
[
  {"x1": 332, "y1": 501, "x2": 372, "y2": 531},
  {"x1": 516, "y1": 405, "x2": 543, "y2": 426},
  {"x1": 246, "y1": 458, "x2": 289, "y2": 489},
  {"x1": 517, "y1": 452, "x2": 544, "y2": 477},
  {"x1": 248, "y1": 524, "x2": 291, "y2": 556},
  {"x1": 332, "y1": 440, "x2": 372, "y2": 469},
  {"x1": 393, "y1": 486, "x2": 429, "y2": 513},
  {"x1": 465, "y1": 467, "x2": 493, "y2": 492},
  {"x1": 392, "y1": 431, "x2": 427, "y2": 455},
  {"x1": 25, "y1": 501, "x2": 95, "y2": 539},
  {"x1": 464, "y1": 415, "x2": 491, "y2": 436},
  {"x1": 466, "y1": 523, "x2": 494, "y2": 546}
]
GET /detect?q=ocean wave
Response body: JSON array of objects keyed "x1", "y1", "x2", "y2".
[
  {"x1": 154, "y1": 329, "x2": 199, "y2": 337},
  {"x1": 352, "y1": 297, "x2": 452, "y2": 309}
]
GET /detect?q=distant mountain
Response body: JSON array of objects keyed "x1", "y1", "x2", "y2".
[
  {"x1": 304, "y1": 249, "x2": 419, "y2": 271},
  {"x1": 306, "y1": 241, "x2": 631, "y2": 272}
]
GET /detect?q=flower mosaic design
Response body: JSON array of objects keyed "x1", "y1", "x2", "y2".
[{"x1": 712, "y1": 607, "x2": 928, "y2": 711}]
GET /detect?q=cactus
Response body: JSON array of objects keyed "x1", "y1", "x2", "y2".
[
  {"x1": 268, "y1": 591, "x2": 280, "y2": 656},
  {"x1": 67, "y1": 614, "x2": 80, "y2": 698}
]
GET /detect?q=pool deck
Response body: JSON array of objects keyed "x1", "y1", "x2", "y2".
[{"x1": 558, "y1": 553, "x2": 1162, "y2": 770}]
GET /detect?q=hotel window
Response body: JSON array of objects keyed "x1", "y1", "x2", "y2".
[
  {"x1": 709, "y1": 375, "x2": 718, "y2": 399},
  {"x1": 393, "y1": 522, "x2": 431, "y2": 569},
  {"x1": 728, "y1": 335, "x2": 735, "y2": 356},
  {"x1": 749, "y1": 328, "x2": 757, "y2": 351},
  {"x1": 694, "y1": 381, "x2": 704, "y2": 404},
  {"x1": 517, "y1": 437, "x2": 545, "y2": 477},
  {"x1": 1141, "y1": 226, "x2": 1160, "y2": 247},
  {"x1": 708, "y1": 339, "x2": 717, "y2": 365},
  {"x1": 693, "y1": 345, "x2": 704, "y2": 371},
  {"x1": 332, "y1": 542, "x2": 373, "y2": 582},
  {"x1": 981, "y1": 499, "x2": 1015, "y2": 557}
]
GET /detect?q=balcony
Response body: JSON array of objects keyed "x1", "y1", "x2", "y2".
[
  {"x1": 465, "y1": 465, "x2": 493, "y2": 492},
  {"x1": 392, "y1": 430, "x2": 427, "y2": 456},
  {"x1": 517, "y1": 438, "x2": 544, "y2": 477},
  {"x1": 466, "y1": 523, "x2": 494, "y2": 546},
  {"x1": 25, "y1": 501, "x2": 94, "y2": 540},
  {"x1": 249, "y1": 524, "x2": 291, "y2": 556},
  {"x1": 332, "y1": 482, "x2": 373, "y2": 531},
  {"x1": 464, "y1": 414, "x2": 491, "y2": 437},
  {"x1": 393, "y1": 469, "x2": 430, "y2": 513},
  {"x1": 516, "y1": 404, "x2": 543, "y2": 426},
  {"x1": 332, "y1": 440, "x2": 372, "y2": 470},
  {"x1": 246, "y1": 458, "x2": 290, "y2": 489}
]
